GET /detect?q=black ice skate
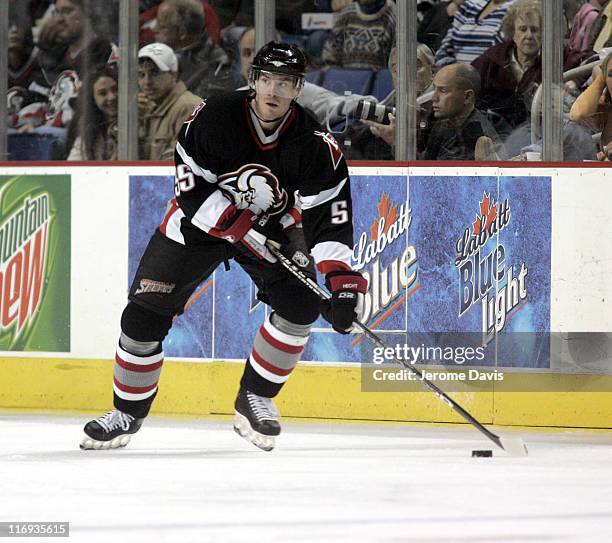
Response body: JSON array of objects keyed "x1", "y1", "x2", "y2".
[
  {"x1": 234, "y1": 388, "x2": 281, "y2": 451},
  {"x1": 80, "y1": 410, "x2": 144, "y2": 450}
]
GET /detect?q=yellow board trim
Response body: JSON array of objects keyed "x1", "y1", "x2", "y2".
[{"x1": 1, "y1": 357, "x2": 611, "y2": 429}]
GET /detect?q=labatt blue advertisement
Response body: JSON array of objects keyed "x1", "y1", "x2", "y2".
[{"x1": 129, "y1": 172, "x2": 550, "y2": 368}]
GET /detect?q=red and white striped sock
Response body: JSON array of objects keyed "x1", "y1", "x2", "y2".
[
  {"x1": 242, "y1": 313, "x2": 310, "y2": 396},
  {"x1": 113, "y1": 344, "x2": 164, "y2": 403}
]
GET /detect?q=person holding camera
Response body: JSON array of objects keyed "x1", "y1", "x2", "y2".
[
  {"x1": 570, "y1": 51, "x2": 612, "y2": 160},
  {"x1": 343, "y1": 44, "x2": 436, "y2": 160}
]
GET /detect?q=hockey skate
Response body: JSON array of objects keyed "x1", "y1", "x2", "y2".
[
  {"x1": 80, "y1": 410, "x2": 144, "y2": 450},
  {"x1": 234, "y1": 388, "x2": 281, "y2": 451}
]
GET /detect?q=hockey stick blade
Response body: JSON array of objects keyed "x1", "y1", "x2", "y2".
[
  {"x1": 267, "y1": 244, "x2": 529, "y2": 457},
  {"x1": 497, "y1": 436, "x2": 529, "y2": 457}
]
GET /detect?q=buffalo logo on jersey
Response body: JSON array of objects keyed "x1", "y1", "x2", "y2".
[
  {"x1": 218, "y1": 164, "x2": 288, "y2": 216},
  {"x1": 314, "y1": 130, "x2": 343, "y2": 170}
]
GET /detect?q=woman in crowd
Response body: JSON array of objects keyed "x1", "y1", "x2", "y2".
[
  {"x1": 66, "y1": 63, "x2": 118, "y2": 160},
  {"x1": 570, "y1": 51, "x2": 612, "y2": 160},
  {"x1": 472, "y1": 0, "x2": 587, "y2": 135}
]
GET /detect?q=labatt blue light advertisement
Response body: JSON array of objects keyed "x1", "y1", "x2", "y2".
[
  {"x1": 409, "y1": 175, "x2": 551, "y2": 368},
  {"x1": 129, "y1": 172, "x2": 550, "y2": 368}
]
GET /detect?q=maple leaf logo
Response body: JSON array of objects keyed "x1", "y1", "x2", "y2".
[
  {"x1": 370, "y1": 193, "x2": 398, "y2": 240},
  {"x1": 473, "y1": 191, "x2": 497, "y2": 235}
]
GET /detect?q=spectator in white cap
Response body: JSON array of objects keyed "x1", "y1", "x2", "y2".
[{"x1": 138, "y1": 42, "x2": 202, "y2": 160}]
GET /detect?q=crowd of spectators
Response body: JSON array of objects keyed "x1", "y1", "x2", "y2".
[{"x1": 5, "y1": 0, "x2": 612, "y2": 161}]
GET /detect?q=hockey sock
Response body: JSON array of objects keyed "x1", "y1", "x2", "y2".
[
  {"x1": 113, "y1": 333, "x2": 164, "y2": 418},
  {"x1": 241, "y1": 313, "x2": 311, "y2": 397}
]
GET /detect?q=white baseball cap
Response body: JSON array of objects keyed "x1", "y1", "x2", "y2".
[{"x1": 138, "y1": 43, "x2": 178, "y2": 72}]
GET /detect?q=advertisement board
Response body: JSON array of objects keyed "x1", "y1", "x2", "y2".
[
  {"x1": 0, "y1": 174, "x2": 70, "y2": 352},
  {"x1": 129, "y1": 171, "x2": 551, "y2": 368},
  {"x1": 0, "y1": 163, "x2": 609, "y2": 426}
]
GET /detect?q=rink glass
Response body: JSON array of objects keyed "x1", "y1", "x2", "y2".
[{"x1": 0, "y1": 0, "x2": 593, "y2": 163}]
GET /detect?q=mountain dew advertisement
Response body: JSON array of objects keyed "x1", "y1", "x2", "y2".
[{"x1": 0, "y1": 175, "x2": 70, "y2": 352}]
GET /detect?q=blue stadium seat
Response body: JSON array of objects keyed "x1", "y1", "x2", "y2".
[
  {"x1": 305, "y1": 70, "x2": 322, "y2": 85},
  {"x1": 371, "y1": 68, "x2": 393, "y2": 101},
  {"x1": 281, "y1": 34, "x2": 308, "y2": 49},
  {"x1": 320, "y1": 68, "x2": 374, "y2": 97}
]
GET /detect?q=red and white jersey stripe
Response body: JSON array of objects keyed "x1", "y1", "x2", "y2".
[
  {"x1": 299, "y1": 177, "x2": 347, "y2": 210},
  {"x1": 311, "y1": 241, "x2": 352, "y2": 274}
]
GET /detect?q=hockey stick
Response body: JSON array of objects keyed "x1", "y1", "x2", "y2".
[{"x1": 268, "y1": 244, "x2": 528, "y2": 457}]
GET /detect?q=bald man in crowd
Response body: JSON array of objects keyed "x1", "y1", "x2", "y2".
[{"x1": 422, "y1": 63, "x2": 503, "y2": 160}]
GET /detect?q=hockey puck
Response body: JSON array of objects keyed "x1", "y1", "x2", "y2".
[{"x1": 472, "y1": 450, "x2": 493, "y2": 457}]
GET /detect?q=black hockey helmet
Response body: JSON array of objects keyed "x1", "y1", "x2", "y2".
[{"x1": 249, "y1": 41, "x2": 306, "y2": 91}]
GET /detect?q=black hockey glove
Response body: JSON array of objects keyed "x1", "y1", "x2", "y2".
[
  {"x1": 320, "y1": 270, "x2": 368, "y2": 334},
  {"x1": 280, "y1": 227, "x2": 315, "y2": 275},
  {"x1": 235, "y1": 209, "x2": 313, "y2": 267},
  {"x1": 242, "y1": 222, "x2": 314, "y2": 269}
]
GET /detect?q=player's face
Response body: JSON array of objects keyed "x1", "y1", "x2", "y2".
[
  {"x1": 93, "y1": 75, "x2": 118, "y2": 120},
  {"x1": 54, "y1": 0, "x2": 84, "y2": 44},
  {"x1": 253, "y1": 72, "x2": 300, "y2": 120},
  {"x1": 138, "y1": 61, "x2": 176, "y2": 102}
]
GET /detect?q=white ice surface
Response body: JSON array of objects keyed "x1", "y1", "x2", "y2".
[{"x1": 2, "y1": 413, "x2": 612, "y2": 543}]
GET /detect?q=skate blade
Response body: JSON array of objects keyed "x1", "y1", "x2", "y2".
[
  {"x1": 79, "y1": 433, "x2": 132, "y2": 450},
  {"x1": 233, "y1": 412, "x2": 275, "y2": 452}
]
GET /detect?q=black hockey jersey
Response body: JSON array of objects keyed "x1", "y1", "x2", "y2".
[{"x1": 161, "y1": 90, "x2": 355, "y2": 275}]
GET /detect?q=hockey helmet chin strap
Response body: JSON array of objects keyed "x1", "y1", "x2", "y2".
[{"x1": 248, "y1": 98, "x2": 295, "y2": 125}]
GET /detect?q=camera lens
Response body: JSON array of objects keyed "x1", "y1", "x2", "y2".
[{"x1": 355, "y1": 99, "x2": 395, "y2": 125}]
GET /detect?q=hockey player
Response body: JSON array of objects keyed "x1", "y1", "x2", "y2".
[{"x1": 80, "y1": 42, "x2": 367, "y2": 452}]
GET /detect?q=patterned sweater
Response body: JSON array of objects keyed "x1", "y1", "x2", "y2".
[
  {"x1": 435, "y1": 0, "x2": 515, "y2": 68},
  {"x1": 322, "y1": 0, "x2": 396, "y2": 70}
]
